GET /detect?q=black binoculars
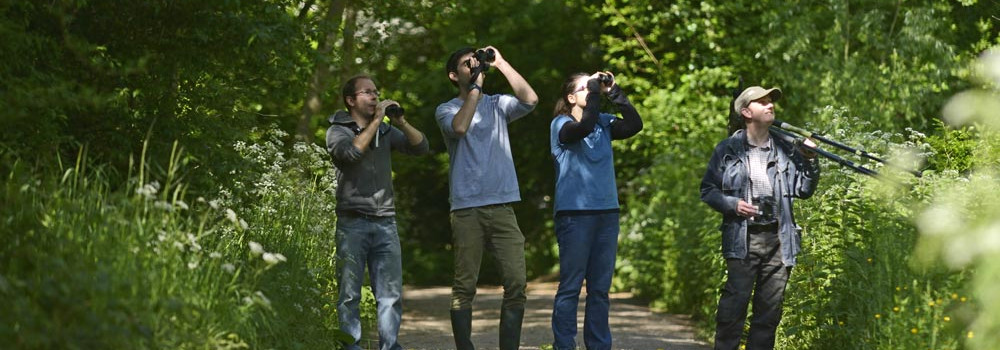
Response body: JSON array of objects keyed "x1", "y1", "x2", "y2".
[
  {"x1": 385, "y1": 104, "x2": 404, "y2": 118},
  {"x1": 751, "y1": 196, "x2": 778, "y2": 225},
  {"x1": 471, "y1": 48, "x2": 496, "y2": 75},
  {"x1": 597, "y1": 73, "x2": 613, "y2": 85},
  {"x1": 474, "y1": 48, "x2": 495, "y2": 64}
]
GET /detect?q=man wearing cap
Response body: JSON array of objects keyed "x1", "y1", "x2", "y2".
[{"x1": 700, "y1": 86, "x2": 820, "y2": 350}]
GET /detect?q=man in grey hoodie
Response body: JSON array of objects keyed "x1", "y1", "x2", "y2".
[{"x1": 327, "y1": 75, "x2": 429, "y2": 350}]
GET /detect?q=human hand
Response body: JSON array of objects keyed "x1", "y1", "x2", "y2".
[
  {"x1": 799, "y1": 137, "x2": 818, "y2": 159},
  {"x1": 588, "y1": 71, "x2": 615, "y2": 93},
  {"x1": 736, "y1": 200, "x2": 759, "y2": 219},
  {"x1": 483, "y1": 45, "x2": 505, "y2": 68},
  {"x1": 382, "y1": 100, "x2": 406, "y2": 124},
  {"x1": 375, "y1": 100, "x2": 397, "y2": 123}
]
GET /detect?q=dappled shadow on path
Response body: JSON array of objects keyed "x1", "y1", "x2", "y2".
[{"x1": 393, "y1": 282, "x2": 710, "y2": 350}]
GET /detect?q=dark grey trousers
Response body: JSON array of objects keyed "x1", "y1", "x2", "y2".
[{"x1": 714, "y1": 227, "x2": 791, "y2": 350}]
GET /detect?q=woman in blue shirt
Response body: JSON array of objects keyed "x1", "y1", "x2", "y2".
[{"x1": 549, "y1": 72, "x2": 642, "y2": 350}]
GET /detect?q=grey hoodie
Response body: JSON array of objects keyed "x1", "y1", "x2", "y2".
[{"x1": 326, "y1": 110, "x2": 430, "y2": 216}]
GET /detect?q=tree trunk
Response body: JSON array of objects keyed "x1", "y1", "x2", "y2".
[
  {"x1": 338, "y1": 3, "x2": 358, "y2": 84},
  {"x1": 296, "y1": 0, "x2": 349, "y2": 141}
]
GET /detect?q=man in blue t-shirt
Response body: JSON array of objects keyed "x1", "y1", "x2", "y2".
[{"x1": 435, "y1": 46, "x2": 537, "y2": 350}]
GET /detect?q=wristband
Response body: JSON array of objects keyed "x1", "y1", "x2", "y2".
[{"x1": 468, "y1": 83, "x2": 482, "y2": 92}]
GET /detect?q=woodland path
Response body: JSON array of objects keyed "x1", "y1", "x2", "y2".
[{"x1": 367, "y1": 282, "x2": 712, "y2": 350}]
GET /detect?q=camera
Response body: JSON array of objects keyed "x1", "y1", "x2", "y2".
[
  {"x1": 751, "y1": 196, "x2": 778, "y2": 225},
  {"x1": 597, "y1": 73, "x2": 613, "y2": 85},
  {"x1": 385, "y1": 104, "x2": 404, "y2": 118}
]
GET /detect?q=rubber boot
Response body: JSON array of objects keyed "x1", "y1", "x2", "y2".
[
  {"x1": 499, "y1": 306, "x2": 525, "y2": 350},
  {"x1": 450, "y1": 309, "x2": 475, "y2": 350}
]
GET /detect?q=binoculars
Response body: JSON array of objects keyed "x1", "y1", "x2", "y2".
[
  {"x1": 474, "y1": 48, "x2": 495, "y2": 65},
  {"x1": 385, "y1": 104, "x2": 404, "y2": 118},
  {"x1": 751, "y1": 196, "x2": 778, "y2": 225},
  {"x1": 597, "y1": 73, "x2": 613, "y2": 85}
]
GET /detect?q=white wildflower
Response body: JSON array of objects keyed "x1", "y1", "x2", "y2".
[
  {"x1": 186, "y1": 233, "x2": 202, "y2": 252},
  {"x1": 248, "y1": 241, "x2": 264, "y2": 256},
  {"x1": 209, "y1": 199, "x2": 220, "y2": 210},
  {"x1": 187, "y1": 260, "x2": 199, "y2": 269},
  {"x1": 136, "y1": 181, "x2": 160, "y2": 199},
  {"x1": 225, "y1": 209, "x2": 239, "y2": 224},
  {"x1": 222, "y1": 263, "x2": 236, "y2": 274},
  {"x1": 239, "y1": 218, "x2": 249, "y2": 231},
  {"x1": 209, "y1": 252, "x2": 222, "y2": 259},
  {"x1": 154, "y1": 201, "x2": 174, "y2": 211},
  {"x1": 175, "y1": 200, "x2": 189, "y2": 210},
  {"x1": 254, "y1": 291, "x2": 272, "y2": 308},
  {"x1": 262, "y1": 252, "x2": 287, "y2": 265},
  {"x1": 173, "y1": 241, "x2": 185, "y2": 251}
]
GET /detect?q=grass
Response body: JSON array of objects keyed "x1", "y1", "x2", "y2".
[{"x1": 0, "y1": 129, "x2": 358, "y2": 349}]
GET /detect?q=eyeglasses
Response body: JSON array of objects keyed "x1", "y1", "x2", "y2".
[
  {"x1": 354, "y1": 89, "x2": 380, "y2": 98},
  {"x1": 572, "y1": 85, "x2": 587, "y2": 94}
]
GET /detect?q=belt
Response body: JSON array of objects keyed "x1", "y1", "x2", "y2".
[
  {"x1": 747, "y1": 222, "x2": 778, "y2": 234},
  {"x1": 477, "y1": 202, "x2": 512, "y2": 209},
  {"x1": 336, "y1": 210, "x2": 387, "y2": 219}
]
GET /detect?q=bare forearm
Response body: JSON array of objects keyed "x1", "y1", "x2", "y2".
[
  {"x1": 495, "y1": 61, "x2": 537, "y2": 105},
  {"x1": 352, "y1": 121, "x2": 378, "y2": 152},
  {"x1": 451, "y1": 89, "x2": 481, "y2": 136}
]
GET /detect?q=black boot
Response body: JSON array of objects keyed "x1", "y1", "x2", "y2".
[
  {"x1": 499, "y1": 306, "x2": 524, "y2": 350},
  {"x1": 451, "y1": 309, "x2": 475, "y2": 350}
]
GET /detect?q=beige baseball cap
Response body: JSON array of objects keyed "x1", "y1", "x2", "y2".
[{"x1": 733, "y1": 86, "x2": 782, "y2": 114}]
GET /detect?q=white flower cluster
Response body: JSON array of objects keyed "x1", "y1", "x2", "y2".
[
  {"x1": 225, "y1": 208, "x2": 249, "y2": 231},
  {"x1": 135, "y1": 181, "x2": 160, "y2": 200},
  {"x1": 248, "y1": 241, "x2": 287, "y2": 266}
]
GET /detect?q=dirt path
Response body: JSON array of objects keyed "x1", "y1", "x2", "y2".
[{"x1": 389, "y1": 282, "x2": 710, "y2": 350}]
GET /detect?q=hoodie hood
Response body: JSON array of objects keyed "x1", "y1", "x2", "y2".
[
  {"x1": 328, "y1": 110, "x2": 353, "y2": 125},
  {"x1": 328, "y1": 110, "x2": 390, "y2": 135}
]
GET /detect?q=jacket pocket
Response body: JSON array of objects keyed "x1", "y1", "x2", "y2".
[{"x1": 721, "y1": 155, "x2": 744, "y2": 195}]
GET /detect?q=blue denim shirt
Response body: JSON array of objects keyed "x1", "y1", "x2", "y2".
[{"x1": 700, "y1": 129, "x2": 820, "y2": 266}]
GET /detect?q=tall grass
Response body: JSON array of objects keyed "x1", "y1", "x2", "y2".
[{"x1": 0, "y1": 128, "x2": 357, "y2": 348}]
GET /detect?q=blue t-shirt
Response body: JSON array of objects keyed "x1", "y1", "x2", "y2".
[
  {"x1": 550, "y1": 113, "x2": 620, "y2": 213},
  {"x1": 436, "y1": 93, "x2": 535, "y2": 211}
]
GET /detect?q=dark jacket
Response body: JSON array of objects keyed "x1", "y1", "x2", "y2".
[
  {"x1": 326, "y1": 111, "x2": 429, "y2": 216},
  {"x1": 700, "y1": 129, "x2": 820, "y2": 266}
]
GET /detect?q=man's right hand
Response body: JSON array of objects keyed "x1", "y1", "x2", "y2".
[
  {"x1": 736, "y1": 200, "x2": 759, "y2": 218},
  {"x1": 374, "y1": 100, "x2": 396, "y2": 123}
]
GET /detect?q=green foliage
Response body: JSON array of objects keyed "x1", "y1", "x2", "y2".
[
  {"x1": 775, "y1": 119, "x2": 966, "y2": 349},
  {"x1": 0, "y1": 0, "x2": 310, "y2": 191},
  {"x1": 0, "y1": 133, "x2": 351, "y2": 348},
  {"x1": 924, "y1": 122, "x2": 977, "y2": 173},
  {"x1": 914, "y1": 48, "x2": 1000, "y2": 350}
]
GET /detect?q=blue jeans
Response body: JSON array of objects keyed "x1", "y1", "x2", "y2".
[
  {"x1": 714, "y1": 228, "x2": 791, "y2": 350},
  {"x1": 551, "y1": 212, "x2": 620, "y2": 350},
  {"x1": 335, "y1": 215, "x2": 403, "y2": 350}
]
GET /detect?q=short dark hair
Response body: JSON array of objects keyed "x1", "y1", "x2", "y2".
[
  {"x1": 341, "y1": 75, "x2": 373, "y2": 111},
  {"x1": 445, "y1": 47, "x2": 475, "y2": 87}
]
